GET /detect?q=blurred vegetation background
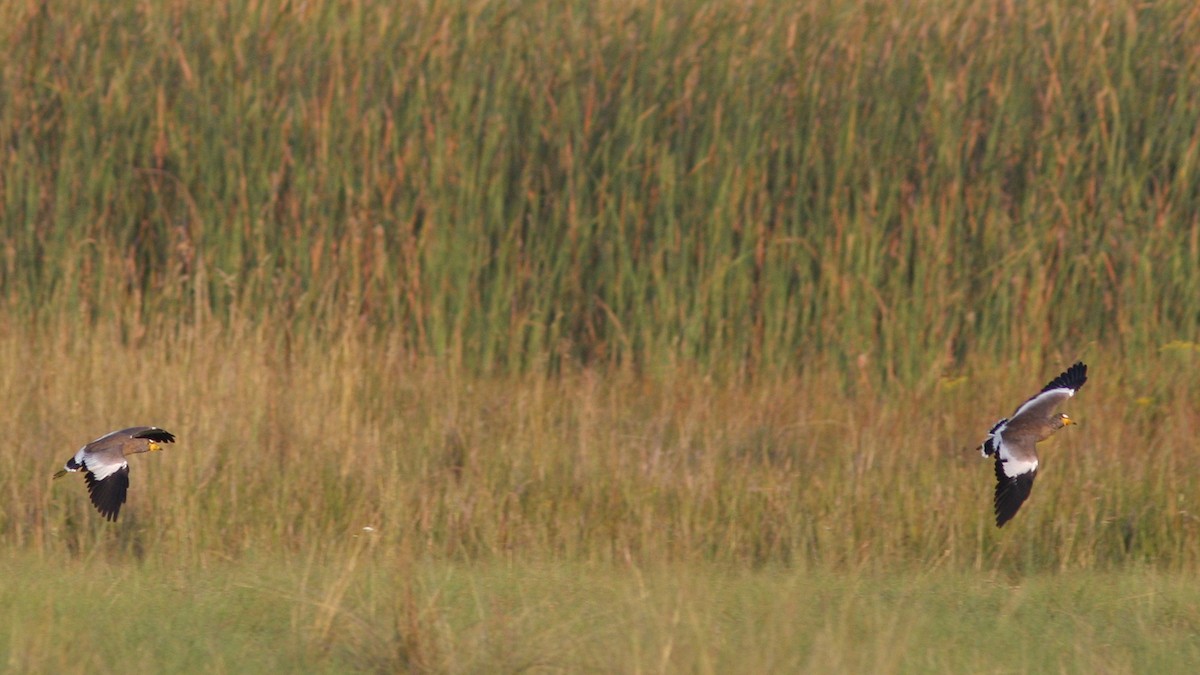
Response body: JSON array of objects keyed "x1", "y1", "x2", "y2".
[{"x1": 4, "y1": 0, "x2": 1197, "y2": 383}]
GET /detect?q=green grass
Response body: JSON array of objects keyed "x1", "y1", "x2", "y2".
[
  {"x1": 3, "y1": 0, "x2": 1200, "y2": 670},
  {"x1": 6, "y1": 552, "x2": 1200, "y2": 673}
]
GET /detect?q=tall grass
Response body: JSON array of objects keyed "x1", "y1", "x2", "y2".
[
  {"x1": 0, "y1": 316, "x2": 1195, "y2": 571},
  {"x1": 2, "y1": 0, "x2": 1199, "y2": 380}
]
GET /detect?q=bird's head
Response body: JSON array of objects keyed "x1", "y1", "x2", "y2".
[
  {"x1": 1058, "y1": 413, "x2": 1076, "y2": 427},
  {"x1": 147, "y1": 440, "x2": 165, "y2": 452}
]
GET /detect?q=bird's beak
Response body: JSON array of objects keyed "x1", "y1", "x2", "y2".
[
  {"x1": 1062, "y1": 415, "x2": 1077, "y2": 426},
  {"x1": 52, "y1": 469, "x2": 67, "y2": 480},
  {"x1": 148, "y1": 442, "x2": 163, "y2": 452}
]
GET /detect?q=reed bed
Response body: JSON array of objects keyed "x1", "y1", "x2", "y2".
[{"x1": 2, "y1": 0, "x2": 1199, "y2": 380}]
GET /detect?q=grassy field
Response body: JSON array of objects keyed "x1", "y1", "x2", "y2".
[
  {"x1": 0, "y1": 323, "x2": 1198, "y2": 671},
  {"x1": 3, "y1": 0, "x2": 1200, "y2": 671}
]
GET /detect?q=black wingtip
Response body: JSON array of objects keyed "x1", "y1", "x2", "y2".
[
  {"x1": 133, "y1": 428, "x2": 176, "y2": 444},
  {"x1": 1041, "y1": 362, "x2": 1087, "y2": 393},
  {"x1": 84, "y1": 469, "x2": 129, "y2": 522}
]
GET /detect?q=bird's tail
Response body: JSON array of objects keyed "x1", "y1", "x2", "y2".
[
  {"x1": 54, "y1": 457, "x2": 84, "y2": 479},
  {"x1": 980, "y1": 418, "x2": 1007, "y2": 457}
]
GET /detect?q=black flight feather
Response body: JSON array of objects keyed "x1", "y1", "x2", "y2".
[
  {"x1": 132, "y1": 428, "x2": 176, "y2": 444},
  {"x1": 1040, "y1": 362, "x2": 1087, "y2": 394},
  {"x1": 84, "y1": 467, "x2": 130, "y2": 522},
  {"x1": 993, "y1": 457, "x2": 1037, "y2": 528}
]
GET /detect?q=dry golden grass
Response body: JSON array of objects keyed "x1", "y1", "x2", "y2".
[{"x1": 2, "y1": 316, "x2": 1196, "y2": 572}]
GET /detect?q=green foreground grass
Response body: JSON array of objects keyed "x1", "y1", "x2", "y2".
[{"x1": 6, "y1": 552, "x2": 1200, "y2": 673}]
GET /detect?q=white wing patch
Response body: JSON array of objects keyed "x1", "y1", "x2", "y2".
[
  {"x1": 82, "y1": 453, "x2": 130, "y2": 481},
  {"x1": 996, "y1": 437, "x2": 1038, "y2": 478}
]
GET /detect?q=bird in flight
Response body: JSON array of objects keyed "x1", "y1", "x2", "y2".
[
  {"x1": 980, "y1": 363, "x2": 1087, "y2": 527},
  {"x1": 52, "y1": 427, "x2": 177, "y2": 521}
]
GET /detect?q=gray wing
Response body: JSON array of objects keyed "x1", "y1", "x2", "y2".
[{"x1": 1004, "y1": 388, "x2": 1075, "y2": 433}]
